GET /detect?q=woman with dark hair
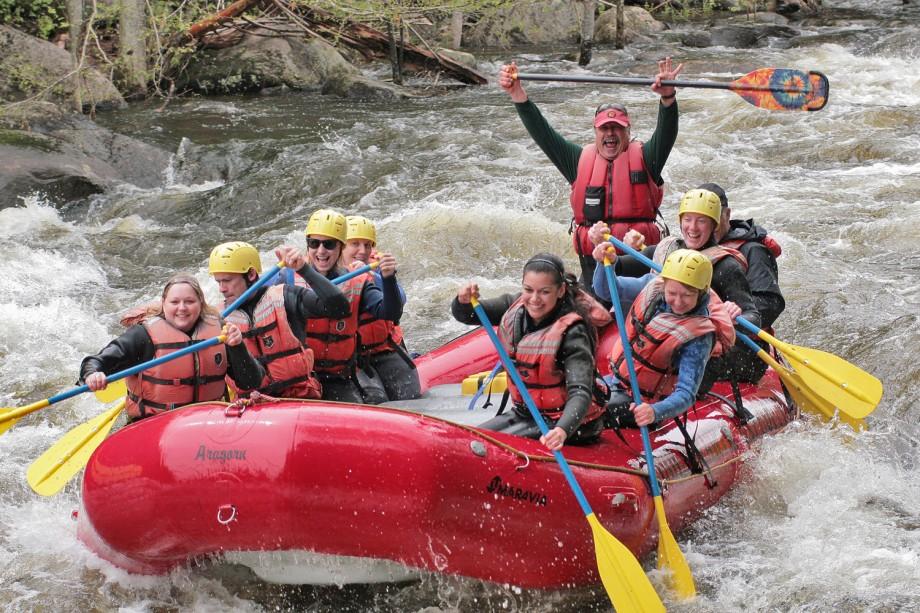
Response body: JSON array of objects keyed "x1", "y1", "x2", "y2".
[
  {"x1": 451, "y1": 254, "x2": 609, "y2": 450},
  {"x1": 80, "y1": 273, "x2": 264, "y2": 423}
]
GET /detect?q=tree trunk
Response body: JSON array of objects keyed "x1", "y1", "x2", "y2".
[
  {"x1": 119, "y1": 0, "x2": 147, "y2": 96},
  {"x1": 387, "y1": 20, "x2": 402, "y2": 85},
  {"x1": 577, "y1": 0, "x2": 596, "y2": 67},
  {"x1": 450, "y1": 10, "x2": 463, "y2": 48},
  {"x1": 615, "y1": 0, "x2": 625, "y2": 50},
  {"x1": 67, "y1": 0, "x2": 83, "y2": 111}
]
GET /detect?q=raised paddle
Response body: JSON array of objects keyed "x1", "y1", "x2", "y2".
[
  {"x1": 23, "y1": 261, "x2": 382, "y2": 495},
  {"x1": 512, "y1": 67, "x2": 829, "y2": 112},
  {"x1": 602, "y1": 258, "x2": 696, "y2": 599},
  {"x1": 603, "y1": 234, "x2": 881, "y2": 428},
  {"x1": 470, "y1": 296, "x2": 665, "y2": 613}
]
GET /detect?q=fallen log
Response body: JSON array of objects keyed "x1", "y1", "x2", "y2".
[
  {"x1": 169, "y1": 0, "x2": 267, "y2": 47},
  {"x1": 296, "y1": 6, "x2": 487, "y2": 85}
]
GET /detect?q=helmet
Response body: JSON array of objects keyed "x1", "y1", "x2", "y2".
[
  {"x1": 660, "y1": 249, "x2": 712, "y2": 291},
  {"x1": 305, "y1": 209, "x2": 347, "y2": 243},
  {"x1": 678, "y1": 189, "x2": 722, "y2": 229},
  {"x1": 345, "y1": 215, "x2": 377, "y2": 245},
  {"x1": 208, "y1": 241, "x2": 262, "y2": 275}
]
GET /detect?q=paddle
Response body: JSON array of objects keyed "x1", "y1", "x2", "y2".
[
  {"x1": 470, "y1": 296, "x2": 665, "y2": 613},
  {"x1": 603, "y1": 234, "x2": 881, "y2": 428},
  {"x1": 23, "y1": 262, "x2": 380, "y2": 495},
  {"x1": 512, "y1": 67, "x2": 829, "y2": 112},
  {"x1": 602, "y1": 258, "x2": 696, "y2": 598}
]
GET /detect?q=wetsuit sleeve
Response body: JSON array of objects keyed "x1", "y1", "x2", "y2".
[
  {"x1": 78, "y1": 325, "x2": 155, "y2": 383},
  {"x1": 515, "y1": 100, "x2": 584, "y2": 183},
  {"x1": 286, "y1": 265, "x2": 351, "y2": 321},
  {"x1": 225, "y1": 343, "x2": 266, "y2": 390},
  {"x1": 451, "y1": 294, "x2": 516, "y2": 326},
  {"x1": 743, "y1": 245, "x2": 785, "y2": 329},
  {"x1": 613, "y1": 245, "x2": 657, "y2": 277},
  {"x1": 361, "y1": 274, "x2": 403, "y2": 322},
  {"x1": 712, "y1": 259, "x2": 762, "y2": 329},
  {"x1": 651, "y1": 333, "x2": 713, "y2": 422},
  {"x1": 641, "y1": 101, "x2": 678, "y2": 184},
  {"x1": 376, "y1": 272, "x2": 407, "y2": 305},
  {"x1": 554, "y1": 321, "x2": 598, "y2": 436}
]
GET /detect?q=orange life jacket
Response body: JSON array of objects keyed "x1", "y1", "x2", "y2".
[
  {"x1": 224, "y1": 285, "x2": 321, "y2": 399},
  {"x1": 702, "y1": 244, "x2": 748, "y2": 271},
  {"x1": 126, "y1": 316, "x2": 227, "y2": 420},
  {"x1": 348, "y1": 257, "x2": 406, "y2": 357},
  {"x1": 303, "y1": 271, "x2": 367, "y2": 376},
  {"x1": 609, "y1": 278, "x2": 736, "y2": 402},
  {"x1": 498, "y1": 297, "x2": 605, "y2": 423},
  {"x1": 570, "y1": 141, "x2": 664, "y2": 255},
  {"x1": 721, "y1": 235, "x2": 782, "y2": 259}
]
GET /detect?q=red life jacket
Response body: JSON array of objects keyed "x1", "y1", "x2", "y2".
[
  {"x1": 570, "y1": 141, "x2": 664, "y2": 255},
  {"x1": 224, "y1": 285, "x2": 321, "y2": 399},
  {"x1": 609, "y1": 278, "x2": 736, "y2": 402},
  {"x1": 126, "y1": 316, "x2": 227, "y2": 420},
  {"x1": 304, "y1": 272, "x2": 367, "y2": 376},
  {"x1": 347, "y1": 257, "x2": 406, "y2": 357},
  {"x1": 498, "y1": 297, "x2": 605, "y2": 423},
  {"x1": 702, "y1": 244, "x2": 748, "y2": 271},
  {"x1": 721, "y1": 235, "x2": 782, "y2": 259}
]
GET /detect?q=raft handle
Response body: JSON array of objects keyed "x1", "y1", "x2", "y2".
[{"x1": 217, "y1": 504, "x2": 237, "y2": 526}]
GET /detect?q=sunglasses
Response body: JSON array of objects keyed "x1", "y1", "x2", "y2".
[
  {"x1": 307, "y1": 238, "x2": 340, "y2": 250},
  {"x1": 594, "y1": 102, "x2": 628, "y2": 116}
]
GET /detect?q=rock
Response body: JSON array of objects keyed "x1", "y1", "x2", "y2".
[
  {"x1": 595, "y1": 6, "x2": 667, "y2": 45},
  {"x1": 463, "y1": 0, "x2": 584, "y2": 47},
  {"x1": 178, "y1": 31, "x2": 405, "y2": 100},
  {"x1": 709, "y1": 23, "x2": 798, "y2": 48},
  {"x1": 436, "y1": 48, "x2": 477, "y2": 69},
  {"x1": 676, "y1": 30, "x2": 713, "y2": 48},
  {"x1": 723, "y1": 11, "x2": 790, "y2": 25},
  {"x1": 0, "y1": 25, "x2": 125, "y2": 112},
  {"x1": 0, "y1": 108, "x2": 170, "y2": 206}
]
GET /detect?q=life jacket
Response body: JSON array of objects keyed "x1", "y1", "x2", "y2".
[
  {"x1": 609, "y1": 278, "x2": 735, "y2": 402},
  {"x1": 348, "y1": 257, "x2": 406, "y2": 357},
  {"x1": 570, "y1": 142, "x2": 664, "y2": 255},
  {"x1": 304, "y1": 270, "x2": 368, "y2": 376},
  {"x1": 126, "y1": 315, "x2": 227, "y2": 420},
  {"x1": 701, "y1": 244, "x2": 748, "y2": 272},
  {"x1": 498, "y1": 297, "x2": 605, "y2": 423},
  {"x1": 721, "y1": 235, "x2": 782, "y2": 259},
  {"x1": 223, "y1": 285, "x2": 321, "y2": 399}
]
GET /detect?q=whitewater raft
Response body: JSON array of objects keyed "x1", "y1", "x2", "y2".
[{"x1": 77, "y1": 326, "x2": 796, "y2": 588}]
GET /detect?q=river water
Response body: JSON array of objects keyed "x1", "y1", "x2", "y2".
[{"x1": 2, "y1": 0, "x2": 919, "y2": 611}]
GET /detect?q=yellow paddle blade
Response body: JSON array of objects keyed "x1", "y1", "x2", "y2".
[
  {"x1": 93, "y1": 379, "x2": 127, "y2": 403},
  {"x1": 653, "y1": 496, "x2": 696, "y2": 599},
  {"x1": 27, "y1": 400, "x2": 125, "y2": 496},
  {"x1": 754, "y1": 348, "x2": 866, "y2": 430},
  {"x1": 588, "y1": 513, "x2": 666, "y2": 613},
  {"x1": 0, "y1": 408, "x2": 19, "y2": 435},
  {"x1": 772, "y1": 341, "x2": 882, "y2": 422}
]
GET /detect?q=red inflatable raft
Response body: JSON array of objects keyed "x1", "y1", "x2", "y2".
[{"x1": 77, "y1": 327, "x2": 796, "y2": 588}]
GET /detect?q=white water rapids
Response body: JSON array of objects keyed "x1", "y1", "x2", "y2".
[{"x1": 1, "y1": 0, "x2": 918, "y2": 610}]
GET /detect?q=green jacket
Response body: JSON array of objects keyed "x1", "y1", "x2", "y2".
[{"x1": 514, "y1": 99, "x2": 679, "y2": 186}]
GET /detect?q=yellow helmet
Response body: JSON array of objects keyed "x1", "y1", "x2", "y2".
[
  {"x1": 345, "y1": 215, "x2": 377, "y2": 245},
  {"x1": 660, "y1": 249, "x2": 712, "y2": 291},
  {"x1": 208, "y1": 241, "x2": 262, "y2": 275},
  {"x1": 678, "y1": 188, "x2": 722, "y2": 229},
  {"x1": 305, "y1": 209, "x2": 347, "y2": 243}
]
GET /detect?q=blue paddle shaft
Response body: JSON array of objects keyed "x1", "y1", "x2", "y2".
[
  {"x1": 603, "y1": 261, "x2": 663, "y2": 498},
  {"x1": 468, "y1": 360, "x2": 502, "y2": 411},
  {"x1": 471, "y1": 301, "x2": 596, "y2": 517}
]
